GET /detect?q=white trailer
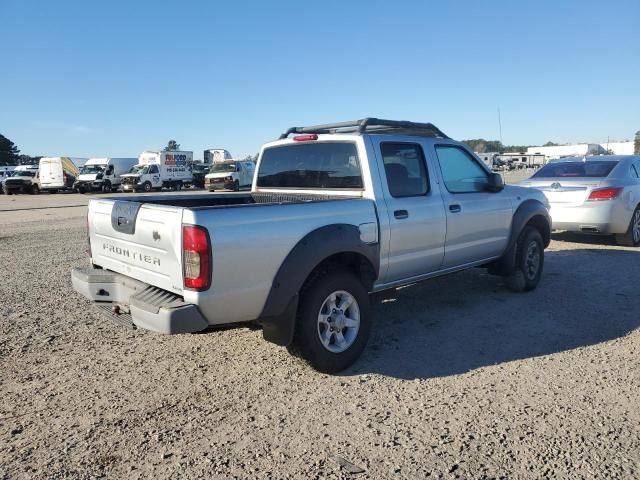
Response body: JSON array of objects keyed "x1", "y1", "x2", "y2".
[
  {"x1": 74, "y1": 157, "x2": 138, "y2": 193},
  {"x1": 121, "y1": 150, "x2": 193, "y2": 192},
  {"x1": 39, "y1": 157, "x2": 88, "y2": 193},
  {"x1": 203, "y1": 149, "x2": 233, "y2": 164}
]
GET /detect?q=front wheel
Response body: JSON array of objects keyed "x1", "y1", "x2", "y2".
[
  {"x1": 289, "y1": 269, "x2": 371, "y2": 373},
  {"x1": 102, "y1": 181, "x2": 112, "y2": 193},
  {"x1": 31, "y1": 184, "x2": 40, "y2": 195},
  {"x1": 615, "y1": 207, "x2": 640, "y2": 247},
  {"x1": 504, "y1": 226, "x2": 544, "y2": 292},
  {"x1": 142, "y1": 182, "x2": 152, "y2": 193}
]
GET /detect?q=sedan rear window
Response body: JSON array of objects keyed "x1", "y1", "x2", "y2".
[
  {"x1": 257, "y1": 143, "x2": 363, "y2": 189},
  {"x1": 532, "y1": 161, "x2": 618, "y2": 178}
]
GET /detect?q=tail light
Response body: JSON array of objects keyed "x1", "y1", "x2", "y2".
[
  {"x1": 182, "y1": 225, "x2": 211, "y2": 290},
  {"x1": 587, "y1": 187, "x2": 623, "y2": 201}
]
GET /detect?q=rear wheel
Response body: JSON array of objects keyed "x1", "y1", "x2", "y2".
[
  {"x1": 504, "y1": 226, "x2": 544, "y2": 292},
  {"x1": 615, "y1": 207, "x2": 640, "y2": 247},
  {"x1": 175, "y1": 181, "x2": 182, "y2": 191},
  {"x1": 289, "y1": 269, "x2": 371, "y2": 373}
]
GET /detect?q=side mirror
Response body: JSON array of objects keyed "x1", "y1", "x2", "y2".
[{"x1": 486, "y1": 172, "x2": 504, "y2": 192}]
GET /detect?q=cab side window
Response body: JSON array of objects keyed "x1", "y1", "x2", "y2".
[
  {"x1": 149, "y1": 165, "x2": 159, "y2": 174},
  {"x1": 381, "y1": 143, "x2": 429, "y2": 197},
  {"x1": 435, "y1": 146, "x2": 488, "y2": 193}
]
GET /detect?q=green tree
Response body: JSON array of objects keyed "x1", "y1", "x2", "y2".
[
  {"x1": 635, "y1": 131, "x2": 640, "y2": 155},
  {"x1": 0, "y1": 134, "x2": 20, "y2": 166},
  {"x1": 543, "y1": 141, "x2": 559, "y2": 147},
  {"x1": 163, "y1": 139, "x2": 180, "y2": 152}
]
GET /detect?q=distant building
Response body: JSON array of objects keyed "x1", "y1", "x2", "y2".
[
  {"x1": 526, "y1": 143, "x2": 606, "y2": 159},
  {"x1": 599, "y1": 141, "x2": 634, "y2": 155}
]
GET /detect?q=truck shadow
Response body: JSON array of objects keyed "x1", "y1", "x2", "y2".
[{"x1": 351, "y1": 248, "x2": 640, "y2": 380}]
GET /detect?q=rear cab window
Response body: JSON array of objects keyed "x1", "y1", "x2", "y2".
[{"x1": 257, "y1": 142, "x2": 363, "y2": 189}]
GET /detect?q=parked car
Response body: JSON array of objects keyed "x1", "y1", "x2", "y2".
[
  {"x1": 74, "y1": 157, "x2": 138, "y2": 193},
  {"x1": 519, "y1": 155, "x2": 640, "y2": 246},
  {"x1": 121, "y1": 151, "x2": 193, "y2": 192},
  {"x1": 71, "y1": 118, "x2": 551, "y2": 373},
  {"x1": 2, "y1": 165, "x2": 40, "y2": 194},
  {"x1": 39, "y1": 157, "x2": 87, "y2": 193},
  {"x1": 204, "y1": 160, "x2": 255, "y2": 191}
]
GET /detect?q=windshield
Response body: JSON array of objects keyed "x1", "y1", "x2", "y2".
[
  {"x1": 128, "y1": 165, "x2": 148, "y2": 174},
  {"x1": 533, "y1": 161, "x2": 618, "y2": 178},
  {"x1": 80, "y1": 164, "x2": 105, "y2": 174},
  {"x1": 193, "y1": 164, "x2": 210, "y2": 173},
  {"x1": 257, "y1": 142, "x2": 363, "y2": 189},
  {"x1": 13, "y1": 170, "x2": 36, "y2": 177},
  {"x1": 211, "y1": 163, "x2": 237, "y2": 173}
]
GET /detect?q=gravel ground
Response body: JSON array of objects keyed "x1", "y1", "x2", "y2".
[{"x1": 0, "y1": 192, "x2": 638, "y2": 479}]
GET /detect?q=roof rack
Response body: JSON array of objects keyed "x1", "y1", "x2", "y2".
[{"x1": 278, "y1": 117, "x2": 449, "y2": 140}]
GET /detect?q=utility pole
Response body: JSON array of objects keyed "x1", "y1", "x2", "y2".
[{"x1": 497, "y1": 108, "x2": 503, "y2": 146}]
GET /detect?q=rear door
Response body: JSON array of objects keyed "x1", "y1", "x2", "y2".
[
  {"x1": 40, "y1": 158, "x2": 62, "y2": 187},
  {"x1": 376, "y1": 140, "x2": 447, "y2": 282},
  {"x1": 89, "y1": 199, "x2": 185, "y2": 293},
  {"x1": 432, "y1": 145, "x2": 512, "y2": 268}
]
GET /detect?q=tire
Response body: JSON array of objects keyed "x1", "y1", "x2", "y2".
[
  {"x1": 233, "y1": 180, "x2": 240, "y2": 192},
  {"x1": 102, "y1": 181, "x2": 112, "y2": 193},
  {"x1": 289, "y1": 269, "x2": 371, "y2": 373},
  {"x1": 142, "y1": 182, "x2": 152, "y2": 193},
  {"x1": 615, "y1": 207, "x2": 640, "y2": 247},
  {"x1": 175, "y1": 181, "x2": 182, "y2": 191},
  {"x1": 31, "y1": 184, "x2": 40, "y2": 195},
  {"x1": 504, "y1": 226, "x2": 544, "y2": 292}
]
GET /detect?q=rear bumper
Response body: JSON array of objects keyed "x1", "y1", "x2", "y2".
[
  {"x1": 549, "y1": 202, "x2": 630, "y2": 235},
  {"x1": 71, "y1": 266, "x2": 208, "y2": 334}
]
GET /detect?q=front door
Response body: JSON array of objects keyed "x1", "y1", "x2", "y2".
[
  {"x1": 378, "y1": 141, "x2": 447, "y2": 283},
  {"x1": 432, "y1": 145, "x2": 512, "y2": 268}
]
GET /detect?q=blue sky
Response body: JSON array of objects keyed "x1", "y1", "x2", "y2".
[{"x1": 1, "y1": 0, "x2": 638, "y2": 158}]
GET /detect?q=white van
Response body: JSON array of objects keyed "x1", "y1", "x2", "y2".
[
  {"x1": 74, "y1": 157, "x2": 138, "y2": 193},
  {"x1": 204, "y1": 149, "x2": 233, "y2": 164},
  {"x1": 204, "y1": 160, "x2": 255, "y2": 191},
  {"x1": 39, "y1": 157, "x2": 87, "y2": 193},
  {"x1": 121, "y1": 151, "x2": 193, "y2": 192}
]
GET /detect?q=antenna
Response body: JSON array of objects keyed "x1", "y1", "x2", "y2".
[{"x1": 497, "y1": 108, "x2": 503, "y2": 145}]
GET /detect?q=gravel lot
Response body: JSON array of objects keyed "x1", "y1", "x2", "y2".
[{"x1": 1, "y1": 188, "x2": 638, "y2": 479}]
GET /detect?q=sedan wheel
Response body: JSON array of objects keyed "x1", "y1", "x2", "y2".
[{"x1": 616, "y1": 207, "x2": 640, "y2": 247}]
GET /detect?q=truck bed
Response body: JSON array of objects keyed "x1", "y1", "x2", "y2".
[
  {"x1": 114, "y1": 191, "x2": 357, "y2": 209},
  {"x1": 87, "y1": 192, "x2": 377, "y2": 324}
]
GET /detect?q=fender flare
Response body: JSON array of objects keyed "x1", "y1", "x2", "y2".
[
  {"x1": 258, "y1": 224, "x2": 380, "y2": 346},
  {"x1": 493, "y1": 199, "x2": 551, "y2": 274}
]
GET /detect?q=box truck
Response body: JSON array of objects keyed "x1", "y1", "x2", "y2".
[
  {"x1": 39, "y1": 157, "x2": 87, "y2": 193},
  {"x1": 121, "y1": 151, "x2": 193, "y2": 192},
  {"x1": 74, "y1": 157, "x2": 138, "y2": 193}
]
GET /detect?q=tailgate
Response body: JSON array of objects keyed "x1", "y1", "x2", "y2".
[{"x1": 89, "y1": 199, "x2": 184, "y2": 294}]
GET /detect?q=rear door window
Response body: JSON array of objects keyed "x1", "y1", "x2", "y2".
[
  {"x1": 380, "y1": 143, "x2": 429, "y2": 197},
  {"x1": 257, "y1": 142, "x2": 362, "y2": 189}
]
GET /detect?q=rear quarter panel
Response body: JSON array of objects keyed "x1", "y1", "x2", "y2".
[{"x1": 182, "y1": 198, "x2": 378, "y2": 324}]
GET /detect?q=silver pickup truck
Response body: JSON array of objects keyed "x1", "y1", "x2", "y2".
[{"x1": 72, "y1": 118, "x2": 551, "y2": 373}]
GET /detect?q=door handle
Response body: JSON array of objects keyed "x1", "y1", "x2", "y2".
[
  {"x1": 449, "y1": 204, "x2": 462, "y2": 213},
  {"x1": 394, "y1": 209, "x2": 409, "y2": 219}
]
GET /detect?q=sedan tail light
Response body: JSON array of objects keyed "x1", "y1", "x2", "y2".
[
  {"x1": 587, "y1": 187, "x2": 623, "y2": 201},
  {"x1": 182, "y1": 225, "x2": 211, "y2": 290}
]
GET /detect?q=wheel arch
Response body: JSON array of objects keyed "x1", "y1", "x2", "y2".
[{"x1": 258, "y1": 224, "x2": 379, "y2": 346}]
